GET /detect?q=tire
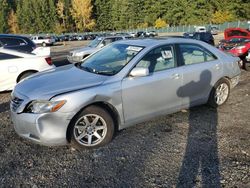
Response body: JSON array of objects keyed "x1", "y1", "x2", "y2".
[
  {"x1": 244, "y1": 61, "x2": 250, "y2": 71},
  {"x1": 208, "y1": 78, "x2": 230, "y2": 108},
  {"x1": 42, "y1": 42, "x2": 46, "y2": 47},
  {"x1": 17, "y1": 72, "x2": 35, "y2": 83},
  {"x1": 69, "y1": 105, "x2": 115, "y2": 150}
]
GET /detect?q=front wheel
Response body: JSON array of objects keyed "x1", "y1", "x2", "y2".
[
  {"x1": 69, "y1": 105, "x2": 115, "y2": 150},
  {"x1": 208, "y1": 78, "x2": 230, "y2": 108}
]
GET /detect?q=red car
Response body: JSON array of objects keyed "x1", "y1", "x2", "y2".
[
  {"x1": 219, "y1": 28, "x2": 250, "y2": 70},
  {"x1": 224, "y1": 28, "x2": 250, "y2": 40}
]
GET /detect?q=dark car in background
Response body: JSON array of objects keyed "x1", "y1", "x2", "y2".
[
  {"x1": 192, "y1": 32, "x2": 215, "y2": 46},
  {"x1": 0, "y1": 34, "x2": 36, "y2": 53}
]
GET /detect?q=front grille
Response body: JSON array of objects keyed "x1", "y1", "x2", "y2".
[{"x1": 11, "y1": 97, "x2": 24, "y2": 112}]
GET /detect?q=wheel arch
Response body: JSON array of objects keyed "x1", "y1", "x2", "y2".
[
  {"x1": 16, "y1": 70, "x2": 38, "y2": 83},
  {"x1": 66, "y1": 101, "x2": 121, "y2": 142}
]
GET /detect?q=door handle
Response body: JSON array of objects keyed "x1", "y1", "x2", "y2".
[{"x1": 171, "y1": 73, "x2": 180, "y2": 79}]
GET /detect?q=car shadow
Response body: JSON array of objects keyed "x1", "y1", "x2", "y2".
[{"x1": 176, "y1": 70, "x2": 220, "y2": 187}]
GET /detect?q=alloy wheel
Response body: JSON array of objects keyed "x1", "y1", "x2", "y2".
[
  {"x1": 215, "y1": 83, "x2": 229, "y2": 105},
  {"x1": 73, "y1": 114, "x2": 107, "y2": 146}
]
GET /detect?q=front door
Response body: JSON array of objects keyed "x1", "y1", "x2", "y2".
[{"x1": 121, "y1": 45, "x2": 183, "y2": 124}]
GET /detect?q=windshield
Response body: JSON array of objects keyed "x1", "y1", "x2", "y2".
[
  {"x1": 79, "y1": 43, "x2": 143, "y2": 76},
  {"x1": 88, "y1": 38, "x2": 102, "y2": 48}
]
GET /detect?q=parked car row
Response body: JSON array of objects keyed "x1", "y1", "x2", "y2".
[{"x1": 29, "y1": 31, "x2": 159, "y2": 45}]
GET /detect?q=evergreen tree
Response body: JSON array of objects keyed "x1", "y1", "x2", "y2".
[
  {"x1": 94, "y1": 0, "x2": 112, "y2": 31},
  {"x1": 0, "y1": 0, "x2": 10, "y2": 33}
]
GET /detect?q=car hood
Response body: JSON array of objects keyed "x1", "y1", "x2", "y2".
[
  {"x1": 224, "y1": 28, "x2": 250, "y2": 40},
  {"x1": 14, "y1": 64, "x2": 109, "y2": 100},
  {"x1": 72, "y1": 46, "x2": 97, "y2": 54}
]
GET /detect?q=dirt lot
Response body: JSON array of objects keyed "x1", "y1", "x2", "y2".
[{"x1": 0, "y1": 40, "x2": 249, "y2": 187}]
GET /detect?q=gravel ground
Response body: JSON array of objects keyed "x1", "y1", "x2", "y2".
[{"x1": 0, "y1": 40, "x2": 249, "y2": 187}]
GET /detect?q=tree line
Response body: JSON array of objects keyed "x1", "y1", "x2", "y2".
[{"x1": 0, "y1": 0, "x2": 249, "y2": 34}]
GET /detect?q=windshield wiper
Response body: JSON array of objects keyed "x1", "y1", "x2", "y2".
[
  {"x1": 81, "y1": 66, "x2": 95, "y2": 73},
  {"x1": 75, "y1": 63, "x2": 114, "y2": 76},
  {"x1": 75, "y1": 63, "x2": 94, "y2": 72}
]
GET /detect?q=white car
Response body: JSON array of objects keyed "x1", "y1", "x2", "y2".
[
  {"x1": 0, "y1": 48, "x2": 55, "y2": 92},
  {"x1": 195, "y1": 26, "x2": 206, "y2": 33},
  {"x1": 31, "y1": 36, "x2": 55, "y2": 47}
]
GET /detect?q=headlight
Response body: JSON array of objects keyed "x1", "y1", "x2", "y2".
[
  {"x1": 27, "y1": 100, "x2": 66, "y2": 114},
  {"x1": 235, "y1": 46, "x2": 245, "y2": 50},
  {"x1": 75, "y1": 52, "x2": 84, "y2": 56}
]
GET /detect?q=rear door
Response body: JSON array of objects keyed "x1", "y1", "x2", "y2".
[
  {"x1": 177, "y1": 43, "x2": 223, "y2": 107},
  {"x1": 121, "y1": 44, "x2": 183, "y2": 124},
  {"x1": 0, "y1": 52, "x2": 22, "y2": 91}
]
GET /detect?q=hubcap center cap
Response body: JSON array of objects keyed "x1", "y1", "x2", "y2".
[{"x1": 87, "y1": 127, "x2": 94, "y2": 134}]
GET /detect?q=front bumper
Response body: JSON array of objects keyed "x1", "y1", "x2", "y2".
[{"x1": 11, "y1": 109, "x2": 74, "y2": 146}]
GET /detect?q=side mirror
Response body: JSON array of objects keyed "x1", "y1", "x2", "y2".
[{"x1": 129, "y1": 67, "x2": 149, "y2": 77}]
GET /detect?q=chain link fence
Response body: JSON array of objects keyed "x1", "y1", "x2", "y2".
[{"x1": 124, "y1": 20, "x2": 250, "y2": 34}]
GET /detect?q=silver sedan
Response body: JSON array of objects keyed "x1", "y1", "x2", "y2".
[{"x1": 11, "y1": 38, "x2": 241, "y2": 149}]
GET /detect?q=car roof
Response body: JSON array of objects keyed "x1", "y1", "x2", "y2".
[
  {"x1": 0, "y1": 34, "x2": 30, "y2": 39},
  {"x1": 114, "y1": 37, "x2": 204, "y2": 47},
  {"x1": 97, "y1": 35, "x2": 126, "y2": 39}
]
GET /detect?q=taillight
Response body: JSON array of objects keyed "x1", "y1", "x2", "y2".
[{"x1": 45, "y1": 57, "x2": 52, "y2": 65}]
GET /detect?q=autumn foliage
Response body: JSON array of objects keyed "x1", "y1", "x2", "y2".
[{"x1": 0, "y1": 0, "x2": 249, "y2": 33}]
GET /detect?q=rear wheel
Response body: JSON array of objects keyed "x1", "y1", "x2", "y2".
[
  {"x1": 208, "y1": 78, "x2": 230, "y2": 107},
  {"x1": 17, "y1": 72, "x2": 35, "y2": 83},
  {"x1": 42, "y1": 42, "x2": 46, "y2": 47},
  {"x1": 69, "y1": 105, "x2": 115, "y2": 150}
]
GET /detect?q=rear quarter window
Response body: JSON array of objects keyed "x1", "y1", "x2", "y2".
[
  {"x1": 0, "y1": 52, "x2": 21, "y2": 60},
  {"x1": 179, "y1": 44, "x2": 217, "y2": 65}
]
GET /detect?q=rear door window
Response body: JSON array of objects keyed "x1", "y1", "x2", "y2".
[
  {"x1": 179, "y1": 44, "x2": 217, "y2": 65},
  {"x1": 0, "y1": 52, "x2": 21, "y2": 60}
]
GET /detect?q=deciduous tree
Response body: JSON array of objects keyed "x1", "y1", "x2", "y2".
[
  {"x1": 8, "y1": 9, "x2": 19, "y2": 34},
  {"x1": 70, "y1": 0, "x2": 95, "y2": 31},
  {"x1": 155, "y1": 18, "x2": 167, "y2": 29}
]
